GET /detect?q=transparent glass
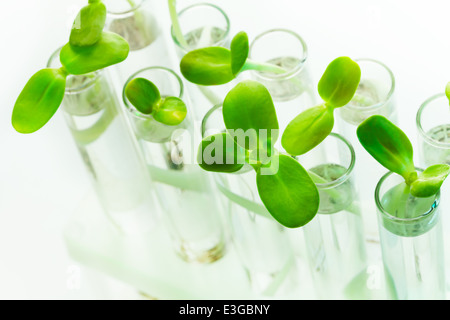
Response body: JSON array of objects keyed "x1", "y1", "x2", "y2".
[
  {"x1": 299, "y1": 133, "x2": 369, "y2": 299},
  {"x1": 104, "y1": 0, "x2": 168, "y2": 85},
  {"x1": 48, "y1": 49, "x2": 157, "y2": 235},
  {"x1": 201, "y1": 104, "x2": 298, "y2": 296},
  {"x1": 335, "y1": 58, "x2": 397, "y2": 245},
  {"x1": 248, "y1": 29, "x2": 316, "y2": 134},
  {"x1": 104, "y1": 0, "x2": 158, "y2": 51},
  {"x1": 123, "y1": 67, "x2": 227, "y2": 263},
  {"x1": 416, "y1": 93, "x2": 450, "y2": 167},
  {"x1": 170, "y1": 3, "x2": 232, "y2": 122},
  {"x1": 375, "y1": 170, "x2": 445, "y2": 300},
  {"x1": 416, "y1": 93, "x2": 450, "y2": 293},
  {"x1": 170, "y1": 2, "x2": 230, "y2": 57}
]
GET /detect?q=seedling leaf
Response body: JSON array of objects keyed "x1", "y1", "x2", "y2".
[
  {"x1": 446, "y1": 82, "x2": 450, "y2": 105},
  {"x1": 230, "y1": 31, "x2": 249, "y2": 76},
  {"x1": 70, "y1": 2, "x2": 106, "y2": 47},
  {"x1": 223, "y1": 80, "x2": 279, "y2": 150},
  {"x1": 12, "y1": 68, "x2": 67, "y2": 133},
  {"x1": 125, "y1": 77, "x2": 160, "y2": 114},
  {"x1": 318, "y1": 56, "x2": 361, "y2": 108},
  {"x1": 180, "y1": 47, "x2": 234, "y2": 85},
  {"x1": 411, "y1": 164, "x2": 450, "y2": 198},
  {"x1": 357, "y1": 115, "x2": 416, "y2": 181},
  {"x1": 256, "y1": 154, "x2": 319, "y2": 228},
  {"x1": 197, "y1": 133, "x2": 246, "y2": 173},
  {"x1": 61, "y1": 31, "x2": 129, "y2": 75},
  {"x1": 153, "y1": 97, "x2": 187, "y2": 126},
  {"x1": 281, "y1": 104, "x2": 334, "y2": 155}
]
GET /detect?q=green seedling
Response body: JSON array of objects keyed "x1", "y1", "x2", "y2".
[
  {"x1": 180, "y1": 31, "x2": 293, "y2": 86},
  {"x1": 124, "y1": 77, "x2": 187, "y2": 126},
  {"x1": 198, "y1": 80, "x2": 320, "y2": 228},
  {"x1": 357, "y1": 115, "x2": 450, "y2": 198},
  {"x1": 282, "y1": 57, "x2": 361, "y2": 155},
  {"x1": 12, "y1": 0, "x2": 129, "y2": 134}
]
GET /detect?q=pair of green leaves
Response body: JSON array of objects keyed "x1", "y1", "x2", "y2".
[
  {"x1": 357, "y1": 115, "x2": 450, "y2": 198},
  {"x1": 63, "y1": 0, "x2": 129, "y2": 74},
  {"x1": 198, "y1": 80, "x2": 319, "y2": 228},
  {"x1": 12, "y1": 0, "x2": 130, "y2": 134},
  {"x1": 124, "y1": 78, "x2": 187, "y2": 126},
  {"x1": 180, "y1": 31, "x2": 284, "y2": 86},
  {"x1": 282, "y1": 57, "x2": 361, "y2": 155}
]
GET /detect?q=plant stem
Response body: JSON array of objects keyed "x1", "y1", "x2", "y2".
[
  {"x1": 242, "y1": 59, "x2": 303, "y2": 88},
  {"x1": 215, "y1": 175, "x2": 273, "y2": 220},
  {"x1": 197, "y1": 85, "x2": 222, "y2": 106},
  {"x1": 168, "y1": 0, "x2": 188, "y2": 48},
  {"x1": 70, "y1": 104, "x2": 117, "y2": 145},
  {"x1": 308, "y1": 169, "x2": 361, "y2": 215},
  {"x1": 242, "y1": 59, "x2": 288, "y2": 74},
  {"x1": 59, "y1": 66, "x2": 69, "y2": 78},
  {"x1": 126, "y1": 0, "x2": 147, "y2": 42}
]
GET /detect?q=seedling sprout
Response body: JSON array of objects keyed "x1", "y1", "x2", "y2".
[
  {"x1": 358, "y1": 115, "x2": 450, "y2": 198},
  {"x1": 12, "y1": 0, "x2": 129, "y2": 133}
]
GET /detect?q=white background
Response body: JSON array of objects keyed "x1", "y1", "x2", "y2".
[{"x1": 0, "y1": 0, "x2": 449, "y2": 299}]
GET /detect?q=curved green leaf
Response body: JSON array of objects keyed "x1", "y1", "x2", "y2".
[
  {"x1": 411, "y1": 164, "x2": 450, "y2": 198},
  {"x1": 281, "y1": 104, "x2": 334, "y2": 155},
  {"x1": 318, "y1": 56, "x2": 361, "y2": 108},
  {"x1": 223, "y1": 80, "x2": 279, "y2": 151},
  {"x1": 197, "y1": 133, "x2": 246, "y2": 173},
  {"x1": 256, "y1": 154, "x2": 319, "y2": 228},
  {"x1": 230, "y1": 31, "x2": 249, "y2": 76},
  {"x1": 180, "y1": 47, "x2": 234, "y2": 85},
  {"x1": 357, "y1": 115, "x2": 416, "y2": 181},
  {"x1": 61, "y1": 31, "x2": 129, "y2": 75},
  {"x1": 12, "y1": 68, "x2": 67, "y2": 134},
  {"x1": 125, "y1": 77, "x2": 160, "y2": 114},
  {"x1": 153, "y1": 97, "x2": 187, "y2": 126},
  {"x1": 70, "y1": 2, "x2": 106, "y2": 47}
]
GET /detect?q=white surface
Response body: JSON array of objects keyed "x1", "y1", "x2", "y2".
[{"x1": 1, "y1": 0, "x2": 450, "y2": 299}]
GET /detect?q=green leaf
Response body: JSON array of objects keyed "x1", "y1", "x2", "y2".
[
  {"x1": 411, "y1": 164, "x2": 450, "y2": 198},
  {"x1": 281, "y1": 104, "x2": 334, "y2": 155},
  {"x1": 318, "y1": 56, "x2": 361, "y2": 108},
  {"x1": 12, "y1": 68, "x2": 67, "y2": 134},
  {"x1": 125, "y1": 77, "x2": 160, "y2": 114},
  {"x1": 256, "y1": 154, "x2": 319, "y2": 228},
  {"x1": 70, "y1": 2, "x2": 106, "y2": 47},
  {"x1": 197, "y1": 133, "x2": 246, "y2": 173},
  {"x1": 357, "y1": 115, "x2": 416, "y2": 181},
  {"x1": 223, "y1": 80, "x2": 279, "y2": 150},
  {"x1": 230, "y1": 31, "x2": 249, "y2": 76},
  {"x1": 60, "y1": 31, "x2": 129, "y2": 75},
  {"x1": 153, "y1": 97, "x2": 187, "y2": 126},
  {"x1": 446, "y1": 82, "x2": 450, "y2": 105},
  {"x1": 180, "y1": 47, "x2": 235, "y2": 85}
]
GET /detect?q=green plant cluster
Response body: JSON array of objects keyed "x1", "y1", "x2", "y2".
[
  {"x1": 192, "y1": 33, "x2": 362, "y2": 227},
  {"x1": 12, "y1": 1, "x2": 450, "y2": 230}
]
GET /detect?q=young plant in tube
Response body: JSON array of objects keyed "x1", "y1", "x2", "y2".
[
  {"x1": 12, "y1": 0, "x2": 129, "y2": 134},
  {"x1": 358, "y1": 115, "x2": 450, "y2": 200},
  {"x1": 197, "y1": 80, "x2": 320, "y2": 228},
  {"x1": 124, "y1": 77, "x2": 187, "y2": 126},
  {"x1": 281, "y1": 56, "x2": 361, "y2": 156},
  {"x1": 180, "y1": 31, "x2": 294, "y2": 86}
]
